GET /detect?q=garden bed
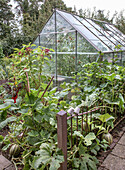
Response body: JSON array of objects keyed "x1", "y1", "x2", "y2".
[
  {"x1": 0, "y1": 44, "x2": 125, "y2": 169},
  {"x1": 97, "y1": 117, "x2": 125, "y2": 167},
  {"x1": 0, "y1": 117, "x2": 125, "y2": 170}
]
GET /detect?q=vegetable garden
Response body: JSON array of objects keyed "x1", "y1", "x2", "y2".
[{"x1": 0, "y1": 43, "x2": 125, "y2": 170}]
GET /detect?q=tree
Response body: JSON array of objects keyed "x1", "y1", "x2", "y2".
[
  {"x1": 13, "y1": 0, "x2": 44, "y2": 44},
  {"x1": 13, "y1": 0, "x2": 73, "y2": 44},
  {"x1": 115, "y1": 10, "x2": 125, "y2": 34},
  {"x1": 0, "y1": 0, "x2": 15, "y2": 55},
  {"x1": 0, "y1": 0, "x2": 74, "y2": 55}
]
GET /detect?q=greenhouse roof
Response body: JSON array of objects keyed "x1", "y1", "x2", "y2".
[{"x1": 34, "y1": 9, "x2": 125, "y2": 53}]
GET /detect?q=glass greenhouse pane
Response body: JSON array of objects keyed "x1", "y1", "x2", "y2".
[
  {"x1": 57, "y1": 10, "x2": 81, "y2": 26},
  {"x1": 103, "y1": 52, "x2": 122, "y2": 65},
  {"x1": 33, "y1": 36, "x2": 39, "y2": 48},
  {"x1": 85, "y1": 19, "x2": 123, "y2": 47},
  {"x1": 75, "y1": 16, "x2": 115, "y2": 50},
  {"x1": 76, "y1": 24, "x2": 111, "y2": 51},
  {"x1": 103, "y1": 53, "x2": 113, "y2": 63},
  {"x1": 57, "y1": 31, "x2": 75, "y2": 52},
  {"x1": 92, "y1": 40, "x2": 110, "y2": 51},
  {"x1": 77, "y1": 33, "x2": 97, "y2": 52},
  {"x1": 40, "y1": 13, "x2": 55, "y2": 34},
  {"x1": 75, "y1": 25, "x2": 97, "y2": 39},
  {"x1": 57, "y1": 11, "x2": 112, "y2": 51},
  {"x1": 57, "y1": 54, "x2": 75, "y2": 76},
  {"x1": 56, "y1": 12, "x2": 75, "y2": 32},
  {"x1": 42, "y1": 53, "x2": 56, "y2": 76},
  {"x1": 109, "y1": 24, "x2": 125, "y2": 39},
  {"x1": 53, "y1": 75, "x2": 73, "y2": 87},
  {"x1": 103, "y1": 24, "x2": 125, "y2": 46},
  {"x1": 40, "y1": 33, "x2": 55, "y2": 49},
  {"x1": 40, "y1": 34, "x2": 51, "y2": 45}
]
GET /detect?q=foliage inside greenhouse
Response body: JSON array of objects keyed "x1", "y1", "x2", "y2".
[{"x1": 33, "y1": 9, "x2": 125, "y2": 84}]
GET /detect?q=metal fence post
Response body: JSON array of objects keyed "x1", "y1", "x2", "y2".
[{"x1": 57, "y1": 110, "x2": 67, "y2": 170}]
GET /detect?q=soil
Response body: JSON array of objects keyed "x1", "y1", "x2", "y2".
[{"x1": 0, "y1": 126, "x2": 9, "y2": 158}]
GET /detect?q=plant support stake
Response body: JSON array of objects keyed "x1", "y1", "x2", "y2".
[
  {"x1": 25, "y1": 71, "x2": 30, "y2": 93},
  {"x1": 40, "y1": 76, "x2": 54, "y2": 99}
]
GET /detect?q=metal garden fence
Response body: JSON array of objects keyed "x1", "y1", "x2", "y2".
[{"x1": 56, "y1": 107, "x2": 101, "y2": 170}]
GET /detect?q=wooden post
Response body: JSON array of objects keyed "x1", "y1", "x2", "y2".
[{"x1": 57, "y1": 110, "x2": 67, "y2": 170}]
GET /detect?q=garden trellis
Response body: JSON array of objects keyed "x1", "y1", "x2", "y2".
[{"x1": 33, "y1": 9, "x2": 125, "y2": 84}]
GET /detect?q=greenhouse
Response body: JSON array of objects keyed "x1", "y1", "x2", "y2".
[{"x1": 33, "y1": 9, "x2": 125, "y2": 84}]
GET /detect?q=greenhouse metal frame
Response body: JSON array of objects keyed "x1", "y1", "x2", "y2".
[{"x1": 33, "y1": 9, "x2": 125, "y2": 84}]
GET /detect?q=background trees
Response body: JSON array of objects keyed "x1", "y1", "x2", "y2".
[
  {"x1": 0, "y1": 0, "x2": 125, "y2": 55},
  {"x1": 0, "y1": 0, "x2": 15, "y2": 55}
]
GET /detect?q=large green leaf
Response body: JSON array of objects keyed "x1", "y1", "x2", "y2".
[
  {"x1": 9, "y1": 106, "x2": 19, "y2": 111},
  {"x1": 73, "y1": 158, "x2": 80, "y2": 168},
  {"x1": 49, "y1": 87, "x2": 57, "y2": 95},
  {"x1": 82, "y1": 154, "x2": 97, "y2": 170},
  {"x1": 32, "y1": 156, "x2": 44, "y2": 169},
  {"x1": 27, "y1": 136, "x2": 40, "y2": 145},
  {"x1": 0, "y1": 103, "x2": 11, "y2": 111},
  {"x1": 115, "y1": 74, "x2": 122, "y2": 80},
  {"x1": 34, "y1": 143, "x2": 64, "y2": 169},
  {"x1": 79, "y1": 143, "x2": 87, "y2": 155},
  {"x1": 87, "y1": 158, "x2": 97, "y2": 170},
  {"x1": 105, "y1": 73, "x2": 116, "y2": 82},
  {"x1": 49, "y1": 158, "x2": 61, "y2": 170},
  {"x1": 50, "y1": 118, "x2": 55, "y2": 126},
  {"x1": 2, "y1": 143, "x2": 11, "y2": 151},
  {"x1": 28, "y1": 130, "x2": 39, "y2": 137},
  {"x1": 98, "y1": 113, "x2": 114, "y2": 123},
  {"x1": 84, "y1": 132, "x2": 96, "y2": 146},
  {"x1": 41, "y1": 83, "x2": 48, "y2": 90},
  {"x1": 24, "y1": 116, "x2": 34, "y2": 128},
  {"x1": 119, "y1": 93, "x2": 125, "y2": 111},
  {"x1": 73, "y1": 131, "x2": 84, "y2": 139},
  {"x1": 36, "y1": 150, "x2": 51, "y2": 165},
  {"x1": 0, "y1": 116, "x2": 17, "y2": 130},
  {"x1": 84, "y1": 86, "x2": 95, "y2": 92},
  {"x1": 18, "y1": 108, "x2": 29, "y2": 114},
  {"x1": 36, "y1": 143, "x2": 51, "y2": 157},
  {"x1": 80, "y1": 161, "x2": 88, "y2": 170},
  {"x1": 104, "y1": 99, "x2": 119, "y2": 105},
  {"x1": 34, "y1": 114, "x2": 43, "y2": 123},
  {"x1": 55, "y1": 155, "x2": 64, "y2": 163},
  {"x1": 54, "y1": 90, "x2": 69, "y2": 100}
]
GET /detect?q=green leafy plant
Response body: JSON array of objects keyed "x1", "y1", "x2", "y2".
[
  {"x1": 0, "y1": 44, "x2": 68, "y2": 169},
  {"x1": 0, "y1": 44, "x2": 124, "y2": 169},
  {"x1": 68, "y1": 145, "x2": 99, "y2": 170},
  {"x1": 31, "y1": 141, "x2": 64, "y2": 170},
  {"x1": 93, "y1": 113, "x2": 115, "y2": 136}
]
